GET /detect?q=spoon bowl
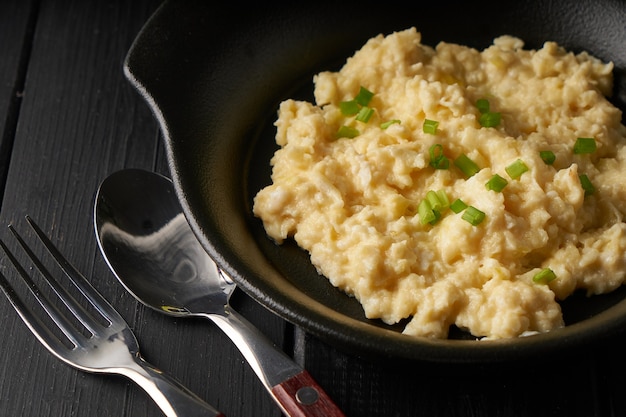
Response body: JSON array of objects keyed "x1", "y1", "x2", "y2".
[
  {"x1": 94, "y1": 168, "x2": 345, "y2": 417},
  {"x1": 93, "y1": 170, "x2": 233, "y2": 317}
]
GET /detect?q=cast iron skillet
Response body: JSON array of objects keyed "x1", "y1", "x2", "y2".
[{"x1": 124, "y1": 0, "x2": 626, "y2": 363}]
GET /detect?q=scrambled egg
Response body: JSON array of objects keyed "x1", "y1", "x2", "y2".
[{"x1": 252, "y1": 28, "x2": 626, "y2": 339}]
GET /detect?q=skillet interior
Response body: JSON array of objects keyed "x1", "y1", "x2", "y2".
[{"x1": 124, "y1": 0, "x2": 626, "y2": 363}]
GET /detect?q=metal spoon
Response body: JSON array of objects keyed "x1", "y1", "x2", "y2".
[{"x1": 93, "y1": 168, "x2": 345, "y2": 417}]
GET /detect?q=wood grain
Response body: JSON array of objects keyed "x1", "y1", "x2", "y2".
[
  {"x1": 0, "y1": 0, "x2": 37, "y2": 201},
  {"x1": 0, "y1": 1, "x2": 284, "y2": 416},
  {"x1": 1, "y1": 1, "x2": 626, "y2": 417}
]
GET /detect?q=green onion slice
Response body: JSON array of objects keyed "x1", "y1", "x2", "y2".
[
  {"x1": 462, "y1": 206, "x2": 486, "y2": 226},
  {"x1": 450, "y1": 199, "x2": 468, "y2": 213},
  {"x1": 532, "y1": 268, "x2": 557, "y2": 284},
  {"x1": 454, "y1": 154, "x2": 480, "y2": 177},
  {"x1": 418, "y1": 199, "x2": 438, "y2": 225},
  {"x1": 486, "y1": 174, "x2": 508, "y2": 192},
  {"x1": 380, "y1": 119, "x2": 401, "y2": 129},
  {"x1": 429, "y1": 209, "x2": 442, "y2": 225},
  {"x1": 476, "y1": 98, "x2": 501, "y2": 127},
  {"x1": 429, "y1": 144, "x2": 449, "y2": 169},
  {"x1": 539, "y1": 150, "x2": 556, "y2": 165},
  {"x1": 476, "y1": 98, "x2": 490, "y2": 114},
  {"x1": 573, "y1": 137, "x2": 597, "y2": 154},
  {"x1": 579, "y1": 174, "x2": 595, "y2": 196},
  {"x1": 355, "y1": 106, "x2": 374, "y2": 123},
  {"x1": 335, "y1": 125, "x2": 359, "y2": 139},
  {"x1": 505, "y1": 159, "x2": 529, "y2": 180},
  {"x1": 436, "y1": 190, "x2": 450, "y2": 209},
  {"x1": 426, "y1": 190, "x2": 450, "y2": 211},
  {"x1": 479, "y1": 111, "x2": 502, "y2": 128},
  {"x1": 423, "y1": 119, "x2": 439, "y2": 135},
  {"x1": 355, "y1": 86, "x2": 374, "y2": 106},
  {"x1": 419, "y1": 190, "x2": 449, "y2": 225},
  {"x1": 339, "y1": 100, "x2": 360, "y2": 116}
]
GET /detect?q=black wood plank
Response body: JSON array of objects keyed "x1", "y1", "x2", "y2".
[
  {"x1": 0, "y1": 1, "x2": 284, "y2": 416},
  {"x1": 0, "y1": 0, "x2": 164, "y2": 415},
  {"x1": 593, "y1": 334, "x2": 626, "y2": 416},
  {"x1": 0, "y1": 0, "x2": 37, "y2": 202},
  {"x1": 4, "y1": 0, "x2": 622, "y2": 416}
]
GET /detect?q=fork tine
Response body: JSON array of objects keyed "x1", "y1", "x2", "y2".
[
  {"x1": 2, "y1": 217, "x2": 226, "y2": 417},
  {"x1": 7, "y1": 222, "x2": 105, "y2": 338},
  {"x1": 0, "y1": 239, "x2": 81, "y2": 349},
  {"x1": 24, "y1": 215, "x2": 121, "y2": 324}
]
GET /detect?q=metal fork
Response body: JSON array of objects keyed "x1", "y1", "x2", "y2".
[{"x1": 0, "y1": 216, "x2": 224, "y2": 417}]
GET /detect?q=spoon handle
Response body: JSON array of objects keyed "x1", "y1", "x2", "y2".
[{"x1": 209, "y1": 310, "x2": 345, "y2": 417}]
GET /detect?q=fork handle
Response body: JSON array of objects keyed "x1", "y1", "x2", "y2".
[{"x1": 127, "y1": 356, "x2": 224, "y2": 417}]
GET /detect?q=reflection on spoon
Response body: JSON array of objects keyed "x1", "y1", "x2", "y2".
[
  {"x1": 94, "y1": 168, "x2": 345, "y2": 417},
  {"x1": 98, "y1": 214, "x2": 222, "y2": 313}
]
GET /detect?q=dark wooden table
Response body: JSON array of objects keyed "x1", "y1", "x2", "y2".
[{"x1": 2, "y1": 1, "x2": 626, "y2": 416}]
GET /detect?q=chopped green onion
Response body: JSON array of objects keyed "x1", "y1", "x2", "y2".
[
  {"x1": 436, "y1": 190, "x2": 450, "y2": 209},
  {"x1": 579, "y1": 174, "x2": 595, "y2": 196},
  {"x1": 418, "y1": 199, "x2": 439, "y2": 225},
  {"x1": 429, "y1": 144, "x2": 449, "y2": 169},
  {"x1": 539, "y1": 150, "x2": 556, "y2": 165},
  {"x1": 425, "y1": 191, "x2": 438, "y2": 209},
  {"x1": 355, "y1": 106, "x2": 374, "y2": 123},
  {"x1": 486, "y1": 174, "x2": 508, "y2": 192},
  {"x1": 340, "y1": 86, "x2": 375, "y2": 119},
  {"x1": 454, "y1": 154, "x2": 480, "y2": 177},
  {"x1": 429, "y1": 209, "x2": 442, "y2": 225},
  {"x1": 426, "y1": 190, "x2": 450, "y2": 212},
  {"x1": 339, "y1": 100, "x2": 360, "y2": 116},
  {"x1": 476, "y1": 98, "x2": 490, "y2": 114},
  {"x1": 419, "y1": 190, "x2": 449, "y2": 225},
  {"x1": 505, "y1": 159, "x2": 529, "y2": 180},
  {"x1": 532, "y1": 268, "x2": 557, "y2": 284},
  {"x1": 450, "y1": 199, "x2": 468, "y2": 213},
  {"x1": 573, "y1": 137, "x2": 597, "y2": 154},
  {"x1": 476, "y1": 98, "x2": 501, "y2": 127},
  {"x1": 380, "y1": 119, "x2": 401, "y2": 129},
  {"x1": 479, "y1": 111, "x2": 502, "y2": 127},
  {"x1": 355, "y1": 86, "x2": 374, "y2": 106},
  {"x1": 462, "y1": 206, "x2": 486, "y2": 226},
  {"x1": 335, "y1": 125, "x2": 359, "y2": 139},
  {"x1": 423, "y1": 119, "x2": 439, "y2": 135}
]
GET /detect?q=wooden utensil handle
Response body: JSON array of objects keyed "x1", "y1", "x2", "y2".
[{"x1": 271, "y1": 370, "x2": 346, "y2": 417}]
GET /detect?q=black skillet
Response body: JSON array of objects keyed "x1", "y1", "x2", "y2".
[{"x1": 123, "y1": 0, "x2": 626, "y2": 363}]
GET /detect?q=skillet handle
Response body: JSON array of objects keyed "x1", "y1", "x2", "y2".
[{"x1": 271, "y1": 370, "x2": 346, "y2": 417}]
